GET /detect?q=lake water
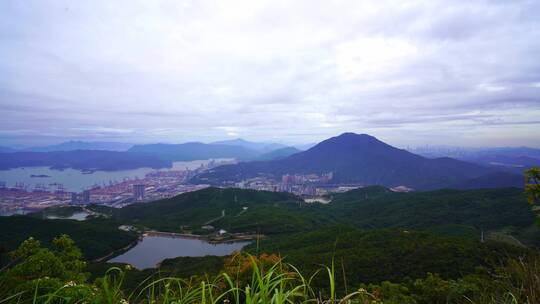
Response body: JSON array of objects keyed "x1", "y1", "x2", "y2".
[
  {"x1": 0, "y1": 167, "x2": 156, "y2": 192},
  {"x1": 109, "y1": 235, "x2": 250, "y2": 269},
  {"x1": 46, "y1": 211, "x2": 90, "y2": 221}
]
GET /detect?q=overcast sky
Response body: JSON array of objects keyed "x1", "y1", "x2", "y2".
[{"x1": 1, "y1": 0, "x2": 539, "y2": 148}]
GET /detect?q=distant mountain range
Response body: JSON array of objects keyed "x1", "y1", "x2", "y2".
[
  {"x1": 411, "y1": 146, "x2": 540, "y2": 159},
  {"x1": 25, "y1": 141, "x2": 135, "y2": 152},
  {"x1": 0, "y1": 140, "x2": 299, "y2": 171},
  {"x1": 0, "y1": 146, "x2": 17, "y2": 153},
  {"x1": 255, "y1": 146, "x2": 301, "y2": 161},
  {"x1": 0, "y1": 150, "x2": 170, "y2": 171},
  {"x1": 1, "y1": 135, "x2": 535, "y2": 186},
  {"x1": 294, "y1": 142, "x2": 317, "y2": 151},
  {"x1": 128, "y1": 142, "x2": 261, "y2": 162},
  {"x1": 0, "y1": 141, "x2": 135, "y2": 153},
  {"x1": 462, "y1": 155, "x2": 540, "y2": 174},
  {"x1": 193, "y1": 133, "x2": 524, "y2": 190},
  {"x1": 128, "y1": 139, "x2": 300, "y2": 162},
  {"x1": 211, "y1": 138, "x2": 288, "y2": 153},
  {"x1": 410, "y1": 146, "x2": 540, "y2": 174}
]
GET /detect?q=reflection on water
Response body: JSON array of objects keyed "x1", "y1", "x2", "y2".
[
  {"x1": 0, "y1": 167, "x2": 155, "y2": 192},
  {"x1": 109, "y1": 235, "x2": 250, "y2": 269},
  {"x1": 46, "y1": 211, "x2": 90, "y2": 221},
  {"x1": 0, "y1": 159, "x2": 234, "y2": 192}
]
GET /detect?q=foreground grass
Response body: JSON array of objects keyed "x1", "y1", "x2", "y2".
[
  {"x1": 3, "y1": 254, "x2": 540, "y2": 304},
  {"x1": 2, "y1": 236, "x2": 540, "y2": 303},
  {"x1": 2, "y1": 253, "x2": 369, "y2": 304}
]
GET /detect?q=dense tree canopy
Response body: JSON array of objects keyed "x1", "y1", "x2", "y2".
[{"x1": 525, "y1": 167, "x2": 540, "y2": 205}]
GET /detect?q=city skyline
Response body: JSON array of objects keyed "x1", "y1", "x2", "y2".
[{"x1": 1, "y1": 0, "x2": 540, "y2": 147}]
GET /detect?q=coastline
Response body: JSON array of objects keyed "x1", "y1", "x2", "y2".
[
  {"x1": 92, "y1": 230, "x2": 262, "y2": 263},
  {"x1": 144, "y1": 230, "x2": 263, "y2": 243},
  {"x1": 91, "y1": 234, "x2": 143, "y2": 263}
]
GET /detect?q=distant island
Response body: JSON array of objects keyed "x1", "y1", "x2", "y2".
[{"x1": 30, "y1": 174, "x2": 50, "y2": 178}]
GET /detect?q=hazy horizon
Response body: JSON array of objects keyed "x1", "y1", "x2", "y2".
[
  {"x1": 1, "y1": 1, "x2": 540, "y2": 147},
  {"x1": 3, "y1": 133, "x2": 540, "y2": 150}
]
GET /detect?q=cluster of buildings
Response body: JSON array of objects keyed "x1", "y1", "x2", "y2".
[
  {"x1": 0, "y1": 186, "x2": 72, "y2": 215},
  {"x1": 73, "y1": 173, "x2": 209, "y2": 208},
  {"x1": 232, "y1": 172, "x2": 414, "y2": 197},
  {"x1": 233, "y1": 172, "x2": 347, "y2": 196},
  {"x1": 0, "y1": 159, "x2": 414, "y2": 216},
  {"x1": 0, "y1": 160, "x2": 234, "y2": 215}
]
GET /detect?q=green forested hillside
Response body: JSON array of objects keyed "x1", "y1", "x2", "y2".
[
  {"x1": 86, "y1": 226, "x2": 530, "y2": 294},
  {"x1": 330, "y1": 186, "x2": 538, "y2": 242},
  {"x1": 2, "y1": 186, "x2": 537, "y2": 274},
  {"x1": 100, "y1": 187, "x2": 321, "y2": 233},
  {"x1": 0, "y1": 216, "x2": 137, "y2": 260},
  {"x1": 246, "y1": 227, "x2": 528, "y2": 286},
  {"x1": 2, "y1": 233, "x2": 537, "y2": 304},
  {"x1": 1, "y1": 185, "x2": 538, "y2": 303},
  {"x1": 90, "y1": 186, "x2": 538, "y2": 245}
]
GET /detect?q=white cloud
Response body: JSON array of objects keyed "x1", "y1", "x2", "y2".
[{"x1": 0, "y1": 0, "x2": 539, "y2": 147}]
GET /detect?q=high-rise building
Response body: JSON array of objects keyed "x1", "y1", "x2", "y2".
[
  {"x1": 282, "y1": 174, "x2": 294, "y2": 185},
  {"x1": 133, "y1": 184, "x2": 145, "y2": 200},
  {"x1": 71, "y1": 193, "x2": 78, "y2": 204},
  {"x1": 82, "y1": 190, "x2": 90, "y2": 203}
]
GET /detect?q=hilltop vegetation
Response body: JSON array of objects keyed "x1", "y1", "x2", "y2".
[
  {"x1": 0, "y1": 216, "x2": 137, "y2": 261},
  {"x1": 84, "y1": 227, "x2": 531, "y2": 296},
  {"x1": 1, "y1": 235, "x2": 539, "y2": 304},
  {"x1": 2, "y1": 185, "x2": 539, "y2": 302},
  {"x1": 330, "y1": 186, "x2": 539, "y2": 242},
  {"x1": 246, "y1": 227, "x2": 528, "y2": 286},
  {"x1": 89, "y1": 186, "x2": 538, "y2": 245},
  {"x1": 3, "y1": 185, "x2": 537, "y2": 264},
  {"x1": 93, "y1": 187, "x2": 331, "y2": 234}
]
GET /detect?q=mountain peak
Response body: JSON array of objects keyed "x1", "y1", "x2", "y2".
[
  {"x1": 229, "y1": 138, "x2": 249, "y2": 143},
  {"x1": 194, "y1": 132, "x2": 500, "y2": 190},
  {"x1": 335, "y1": 132, "x2": 376, "y2": 140},
  {"x1": 317, "y1": 132, "x2": 385, "y2": 149}
]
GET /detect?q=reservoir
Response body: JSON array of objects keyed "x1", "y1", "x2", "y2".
[
  {"x1": 46, "y1": 211, "x2": 90, "y2": 221},
  {"x1": 108, "y1": 235, "x2": 250, "y2": 269}
]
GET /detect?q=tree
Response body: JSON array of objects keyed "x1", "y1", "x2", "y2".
[
  {"x1": 525, "y1": 167, "x2": 540, "y2": 205},
  {"x1": 0, "y1": 235, "x2": 91, "y2": 302}
]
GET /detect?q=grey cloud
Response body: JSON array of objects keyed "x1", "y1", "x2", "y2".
[{"x1": 0, "y1": 0, "x2": 539, "y2": 147}]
